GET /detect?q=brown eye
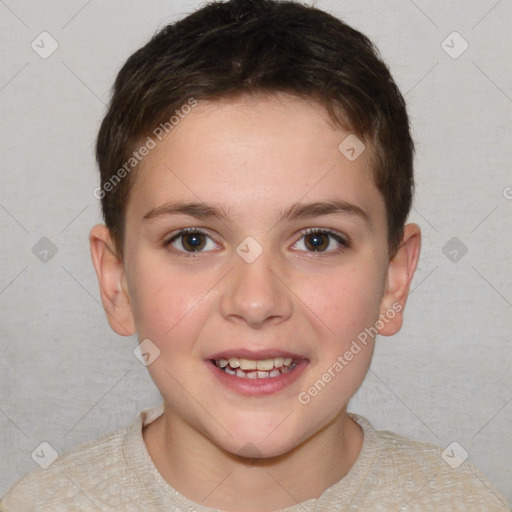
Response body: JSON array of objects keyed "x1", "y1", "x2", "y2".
[
  {"x1": 293, "y1": 229, "x2": 349, "y2": 254},
  {"x1": 165, "y1": 229, "x2": 217, "y2": 254},
  {"x1": 181, "y1": 232, "x2": 206, "y2": 251},
  {"x1": 304, "y1": 232, "x2": 330, "y2": 252}
]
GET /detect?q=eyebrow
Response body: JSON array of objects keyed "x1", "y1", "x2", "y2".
[{"x1": 142, "y1": 199, "x2": 370, "y2": 224}]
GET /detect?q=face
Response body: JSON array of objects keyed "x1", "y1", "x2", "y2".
[{"x1": 98, "y1": 94, "x2": 411, "y2": 458}]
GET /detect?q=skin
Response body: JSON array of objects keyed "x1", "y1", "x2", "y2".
[{"x1": 90, "y1": 93, "x2": 421, "y2": 511}]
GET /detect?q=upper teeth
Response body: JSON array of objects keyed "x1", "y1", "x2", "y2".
[{"x1": 217, "y1": 357, "x2": 294, "y2": 370}]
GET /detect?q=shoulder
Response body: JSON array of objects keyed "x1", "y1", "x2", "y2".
[
  {"x1": 0, "y1": 420, "x2": 143, "y2": 511},
  {"x1": 350, "y1": 414, "x2": 510, "y2": 511}
]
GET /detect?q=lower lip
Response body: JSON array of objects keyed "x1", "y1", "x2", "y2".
[{"x1": 206, "y1": 359, "x2": 309, "y2": 396}]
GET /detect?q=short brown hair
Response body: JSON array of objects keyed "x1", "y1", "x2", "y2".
[{"x1": 96, "y1": 0, "x2": 414, "y2": 257}]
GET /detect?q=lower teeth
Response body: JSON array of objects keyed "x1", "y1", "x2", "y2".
[{"x1": 217, "y1": 361, "x2": 297, "y2": 379}]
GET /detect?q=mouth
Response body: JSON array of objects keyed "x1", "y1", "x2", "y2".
[
  {"x1": 209, "y1": 356, "x2": 299, "y2": 379},
  {"x1": 206, "y1": 350, "x2": 308, "y2": 396}
]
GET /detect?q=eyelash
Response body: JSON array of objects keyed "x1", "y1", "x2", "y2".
[{"x1": 164, "y1": 227, "x2": 350, "y2": 258}]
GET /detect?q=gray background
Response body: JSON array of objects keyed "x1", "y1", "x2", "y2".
[{"x1": 1, "y1": 0, "x2": 511, "y2": 504}]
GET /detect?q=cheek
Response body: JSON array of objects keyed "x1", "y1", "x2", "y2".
[
  {"x1": 293, "y1": 268, "x2": 384, "y2": 426},
  {"x1": 295, "y1": 263, "x2": 386, "y2": 346},
  {"x1": 127, "y1": 257, "x2": 209, "y2": 344}
]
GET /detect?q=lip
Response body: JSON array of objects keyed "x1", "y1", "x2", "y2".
[
  {"x1": 206, "y1": 357, "x2": 309, "y2": 397},
  {"x1": 208, "y1": 348, "x2": 304, "y2": 361}
]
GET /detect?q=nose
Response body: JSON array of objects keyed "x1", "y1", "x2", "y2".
[{"x1": 220, "y1": 248, "x2": 293, "y2": 329}]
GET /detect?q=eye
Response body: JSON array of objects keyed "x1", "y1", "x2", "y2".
[
  {"x1": 292, "y1": 228, "x2": 349, "y2": 254},
  {"x1": 165, "y1": 228, "x2": 218, "y2": 255}
]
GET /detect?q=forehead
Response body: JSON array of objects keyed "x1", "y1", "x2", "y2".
[{"x1": 128, "y1": 94, "x2": 385, "y2": 226}]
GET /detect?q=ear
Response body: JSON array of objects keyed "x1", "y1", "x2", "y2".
[
  {"x1": 378, "y1": 223, "x2": 421, "y2": 336},
  {"x1": 89, "y1": 224, "x2": 136, "y2": 336}
]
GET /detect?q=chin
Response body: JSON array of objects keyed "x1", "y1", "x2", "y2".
[{"x1": 209, "y1": 419, "x2": 308, "y2": 461}]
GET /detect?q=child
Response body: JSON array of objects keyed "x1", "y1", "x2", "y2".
[{"x1": 1, "y1": 0, "x2": 509, "y2": 510}]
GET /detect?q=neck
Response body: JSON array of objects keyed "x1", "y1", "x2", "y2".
[{"x1": 143, "y1": 406, "x2": 363, "y2": 511}]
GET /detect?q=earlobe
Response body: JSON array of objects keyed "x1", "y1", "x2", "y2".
[
  {"x1": 89, "y1": 224, "x2": 136, "y2": 336},
  {"x1": 378, "y1": 223, "x2": 421, "y2": 336}
]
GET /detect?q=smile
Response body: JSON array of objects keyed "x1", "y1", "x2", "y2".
[
  {"x1": 211, "y1": 356, "x2": 298, "y2": 379},
  {"x1": 207, "y1": 349, "x2": 308, "y2": 396}
]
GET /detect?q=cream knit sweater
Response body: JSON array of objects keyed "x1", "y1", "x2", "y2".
[{"x1": 1, "y1": 403, "x2": 509, "y2": 511}]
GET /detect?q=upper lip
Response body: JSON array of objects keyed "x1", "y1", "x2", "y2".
[{"x1": 208, "y1": 349, "x2": 306, "y2": 361}]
